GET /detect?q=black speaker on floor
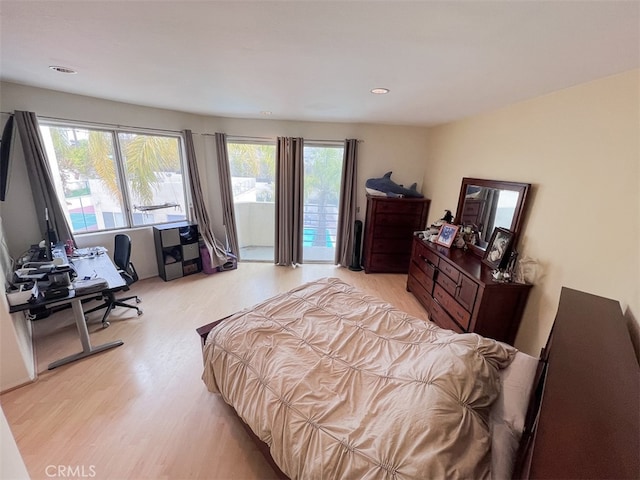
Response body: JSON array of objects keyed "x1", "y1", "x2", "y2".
[{"x1": 348, "y1": 220, "x2": 363, "y2": 271}]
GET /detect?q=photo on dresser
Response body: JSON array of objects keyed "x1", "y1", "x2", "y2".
[
  {"x1": 435, "y1": 223, "x2": 459, "y2": 248},
  {"x1": 482, "y1": 227, "x2": 514, "y2": 269}
]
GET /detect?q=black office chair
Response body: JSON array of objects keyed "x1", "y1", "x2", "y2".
[{"x1": 84, "y1": 234, "x2": 142, "y2": 328}]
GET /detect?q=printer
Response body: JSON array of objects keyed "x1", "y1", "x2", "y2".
[{"x1": 13, "y1": 261, "x2": 76, "y2": 302}]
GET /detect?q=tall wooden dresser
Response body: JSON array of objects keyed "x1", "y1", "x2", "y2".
[
  {"x1": 407, "y1": 236, "x2": 531, "y2": 344},
  {"x1": 362, "y1": 195, "x2": 430, "y2": 273}
]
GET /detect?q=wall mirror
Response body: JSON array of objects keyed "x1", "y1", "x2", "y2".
[{"x1": 453, "y1": 177, "x2": 531, "y2": 254}]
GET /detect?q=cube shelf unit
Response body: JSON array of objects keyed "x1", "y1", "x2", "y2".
[{"x1": 153, "y1": 222, "x2": 201, "y2": 281}]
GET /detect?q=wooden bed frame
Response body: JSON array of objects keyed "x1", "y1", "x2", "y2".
[{"x1": 198, "y1": 287, "x2": 640, "y2": 479}]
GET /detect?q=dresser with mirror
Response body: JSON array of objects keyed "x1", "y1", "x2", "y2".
[{"x1": 407, "y1": 178, "x2": 532, "y2": 344}]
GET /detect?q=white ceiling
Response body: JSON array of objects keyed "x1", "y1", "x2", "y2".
[{"x1": 1, "y1": 1, "x2": 638, "y2": 126}]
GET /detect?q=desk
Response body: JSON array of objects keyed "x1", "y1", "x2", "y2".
[{"x1": 9, "y1": 252, "x2": 125, "y2": 370}]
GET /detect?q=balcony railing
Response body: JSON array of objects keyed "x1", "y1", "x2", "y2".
[{"x1": 236, "y1": 201, "x2": 338, "y2": 262}]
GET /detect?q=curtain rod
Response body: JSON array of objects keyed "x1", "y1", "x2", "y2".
[
  {"x1": 2, "y1": 111, "x2": 362, "y2": 144},
  {"x1": 2, "y1": 111, "x2": 181, "y2": 135},
  {"x1": 200, "y1": 132, "x2": 355, "y2": 144},
  {"x1": 38, "y1": 114, "x2": 183, "y2": 135}
]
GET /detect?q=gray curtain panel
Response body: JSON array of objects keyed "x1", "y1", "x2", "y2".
[
  {"x1": 214, "y1": 132, "x2": 240, "y2": 259},
  {"x1": 275, "y1": 137, "x2": 303, "y2": 266},
  {"x1": 479, "y1": 188, "x2": 499, "y2": 242},
  {"x1": 14, "y1": 111, "x2": 76, "y2": 247},
  {"x1": 335, "y1": 139, "x2": 359, "y2": 267},
  {"x1": 183, "y1": 130, "x2": 228, "y2": 268}
]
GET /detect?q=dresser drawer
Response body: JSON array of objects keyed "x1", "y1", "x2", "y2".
[
  {"x1": 409, "y1": 260, "x2": 435, "y2": 295},
  {"x1": 372, "y1": 213, "x2": 423, "y2": 228},
  {"x1": 436, "y1": 269, "x2": 479, "y2": 313},
  {"x1": 437, "y1": 271, "x2": 458, "y2": 297},
  {"x1": 438, "y1": 261, "x2": 460, "y2": 283},
  {"x1": 433, "y1": 284, "x2": 471, "y2": 330},
  {"x1": 410, "y1": 250, "x2": 437, "y2": 280},
  {"x1": 430, "y1": 299, "x2": 464, "y2": 333},
  {"x1": 457, "y1": 275, "x2": 479, "y2": 312},
  {"x1": 375, "y1": 200, "x2": 426, "y2": 215},
  {"x1": 413, "y1": 239, "x2": 440, "y2": 268},
  {"x1": 366, "y1": 253, "x2": 411, "y2": 273},
  {"x1": 407, "y1": 274, "x2": 433, "y2": 313},
  {"x1": 369, "y1": 236, "x2": 413, "y2": 252}
]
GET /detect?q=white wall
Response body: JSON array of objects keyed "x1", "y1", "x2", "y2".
[
  {"x1": 424, "y1": 69, "x2": 640, "y2": 355},
  {"x1": 0, "y1": 82, "x2": 430, "y2": 278},
  {"x1": 1, "y1": 406, "x2": 30, "y2": 480},
  {"x1": 0, "y1": 216, "x2": 35, "y2": 393}
]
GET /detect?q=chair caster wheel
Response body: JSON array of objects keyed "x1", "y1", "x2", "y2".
[
  {"x1": 137, "y1": 309, "x2": 143, "y2": 316},
  {"x1": 102, "y1": 321, "x2": 110, "y2": 329},
  {"x1": 136, "y1": 298, "x2": 142, "y2": 304}
]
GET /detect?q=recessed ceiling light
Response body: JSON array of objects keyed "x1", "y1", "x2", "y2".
[
  {"x1": 370, "y1": 88, "x2": 390, "y2": 94},
  {"x1": 260, "y1": 111, "x2": 272, "y2": 116},
  {"x1": 49, "y1": 65, "x2": 77, "y2": 74}
]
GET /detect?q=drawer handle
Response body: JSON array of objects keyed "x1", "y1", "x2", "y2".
[{"x1": 421, "y1": 257, "x2": 435, "y2": 269}]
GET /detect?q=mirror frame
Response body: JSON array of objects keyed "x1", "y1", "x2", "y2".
[{"x1": 454, "y1": 177, "x2": 531, "y2": 255}]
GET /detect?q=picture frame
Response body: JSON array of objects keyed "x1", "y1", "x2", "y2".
[
  {"x1": 482, "y1": 227, "x2": 514, "y2": 269},
  {"x1": 435, "y1": 224, "x2": 459, "y2": 248}
]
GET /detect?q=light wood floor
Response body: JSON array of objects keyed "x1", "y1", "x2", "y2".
[{"x1": 1, "y1": 263, "x2": 427, "y2": 480}]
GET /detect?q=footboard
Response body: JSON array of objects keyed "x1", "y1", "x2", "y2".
[{"x1": 196, "y1": 316, "x2": 230, "y2": 347}]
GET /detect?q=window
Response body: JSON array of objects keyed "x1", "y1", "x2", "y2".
[
  {"x1": 227, "y1": 140, "x2": 276, "y2": 261},
  {"x1": 40, "y1": 123, "x2": 188, "y2": 233}
]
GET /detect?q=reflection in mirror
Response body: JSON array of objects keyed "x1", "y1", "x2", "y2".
[
  {"x1": 461, "y1": 186, "x2": 518, "y2": 245},
  {"x1": 454, "y1": 178, "x2": 530, "y2": 252}
]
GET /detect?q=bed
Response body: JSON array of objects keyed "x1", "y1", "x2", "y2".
[
  {"x1": 198, "y1": 278, "x2": 640, "y2": 479},
  {"x1": 200, "y1": 278, "x2": 541, "y2": 479}
]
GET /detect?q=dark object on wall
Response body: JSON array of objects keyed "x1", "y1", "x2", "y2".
[
  {"x1": 348, "y1": 220, "x2": 363, "y2": 271},
  {"x1": 0, "y1": 114, "x2": 14, "y2": 201}
]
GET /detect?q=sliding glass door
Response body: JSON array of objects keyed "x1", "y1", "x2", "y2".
[
  {"x1": 226, "y1": 139, "x2": 344, "y2": 263},
  {"x1": 302, "y1": 143, "x2": 344, "y2": 262},
  {"x1": 226, "y1": 141, "x2": 276, "y2": 261}
]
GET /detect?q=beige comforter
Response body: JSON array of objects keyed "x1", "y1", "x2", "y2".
[{"x1": 202, "y1": 277, "x2": 515, "y2": 479}]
